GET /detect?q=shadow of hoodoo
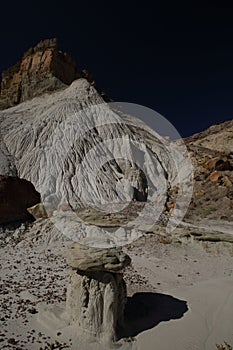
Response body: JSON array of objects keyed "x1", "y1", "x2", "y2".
[{"x1": 119, "y1": 292, "x2": 188, "y2": 338}]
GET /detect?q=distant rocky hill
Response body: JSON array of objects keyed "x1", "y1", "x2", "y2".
[
  {"x1": 182, "y1": 121, "x2": 233, "y2": 223},
  {"x1": 185, "y1": 119, "x2": 233, "y2": 153}
]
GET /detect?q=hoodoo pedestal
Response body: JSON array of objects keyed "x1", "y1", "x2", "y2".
[{"x1": 66, "y1": 242, "x2": 131, "y2": 344}]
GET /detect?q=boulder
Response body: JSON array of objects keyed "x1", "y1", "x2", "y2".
[
  {"x1": 27, "y1": 203, "x2": 51, "y2": 219},
  {"x1": 0, "y1": 175, "x2": 40, "y2": 224},
  {"x1": 67, "y1": 242, "x2": 131, "y2": 272},
  {"x1": 209, "y1": 171, "x2": 219, "y2": 182}
]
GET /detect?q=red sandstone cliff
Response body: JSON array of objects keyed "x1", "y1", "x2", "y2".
[{"x1": 0, "y1": 38, "x2": 82, "y2": 109}]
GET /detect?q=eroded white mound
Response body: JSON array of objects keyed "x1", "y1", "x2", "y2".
[{"x1": 0, "y1": 79, "x2": 193, "y2": 245}]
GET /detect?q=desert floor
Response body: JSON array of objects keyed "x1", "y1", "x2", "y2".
[{"x1": 0, "y1": 219, "x2": 233, "y2": 350}]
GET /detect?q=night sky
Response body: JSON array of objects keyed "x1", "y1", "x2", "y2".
[{"x1": 1, "y1": 2, "x2": 233, "y2": 137}]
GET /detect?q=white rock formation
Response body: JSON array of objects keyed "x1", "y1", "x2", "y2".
[{"x1": 0, "y1": 78, "x2": 193, "y2": 245}]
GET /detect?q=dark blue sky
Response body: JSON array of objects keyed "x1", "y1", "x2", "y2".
[{"x1": 1, "y1": 1, "x2": 233, "y2": 137}]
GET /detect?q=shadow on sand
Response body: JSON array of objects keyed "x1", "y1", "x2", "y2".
[{"x1": 119, "y1": 292, "x2": 188, "y2": 338}]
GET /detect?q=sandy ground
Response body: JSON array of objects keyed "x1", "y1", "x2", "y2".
[
  {"x1": 124, "y1": 234, "x2": 233, "y2": 350},
  {"x1": 0, "y1": 222, "x2": 233, "y2": 350}
]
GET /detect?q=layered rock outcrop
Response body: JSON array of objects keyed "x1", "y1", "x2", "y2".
[
  {"x1": 183, "y1": 133, "x2": 233, "y2": 222},
  {"x1": 66, "y1": 243, "x2": 131, "y2": 343},
  {"x1": 0, "y1": 175, "x2": 40, "y2": 224},
  {"x1": 185, "y1": 119, "x2": 233, "y2": 153},
  {"x1": 0, "y1": 38, "x2": 81, "y2": 109}
]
